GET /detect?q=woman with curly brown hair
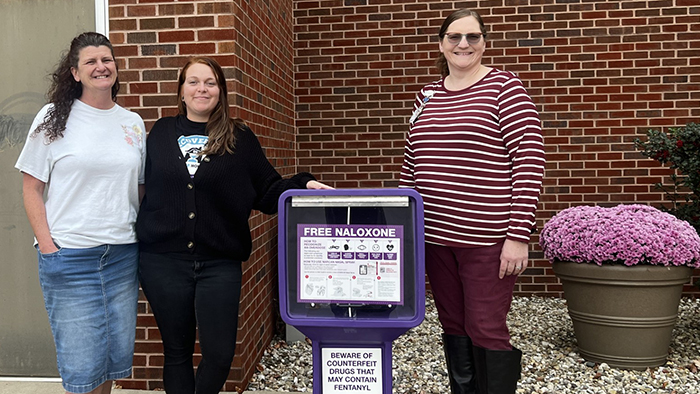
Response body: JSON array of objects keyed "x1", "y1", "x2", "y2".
[{"x1": 15, "y1": 32, "x2": 146, "y2": 394}]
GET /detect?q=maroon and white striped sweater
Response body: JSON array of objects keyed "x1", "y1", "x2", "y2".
[{"x1": 399, "y1": 69, "x2": 545, "y2": 247}]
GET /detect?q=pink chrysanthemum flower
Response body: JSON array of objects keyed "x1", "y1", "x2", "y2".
[{"x1": 539, "y1": 204, "x2": 700, "y2": 267}]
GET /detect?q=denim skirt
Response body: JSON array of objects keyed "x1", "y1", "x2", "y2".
[{"x1": 37, "y1": 243, "x2": 139, "y2": 393}]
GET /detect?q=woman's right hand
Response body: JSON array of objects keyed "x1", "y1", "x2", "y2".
[
  {"x1": 22, "y1": 173, "x2": 58, "y2": 254},
  {"x1": 38, "y1": 241, "x2": 59, "y2": 255}
]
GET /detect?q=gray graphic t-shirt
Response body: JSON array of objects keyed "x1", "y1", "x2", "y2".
[{"x1": 178, "y1": 135, "x2": 208, "y2": 177}]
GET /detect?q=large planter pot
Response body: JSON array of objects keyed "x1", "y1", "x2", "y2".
[{"x1": 552, "y1": 261, "x2": 693, "y2": 370}]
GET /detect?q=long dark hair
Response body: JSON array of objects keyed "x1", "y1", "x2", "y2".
[
  {"x1": 177, "y1": 57, "x2": 245, "y2": 155},
  {"x1": 33, "y1": 32, "x2": 119, "y2": 143},
  {"x1": 435, "y1": 9, "x2": 488, "y2": 77}
]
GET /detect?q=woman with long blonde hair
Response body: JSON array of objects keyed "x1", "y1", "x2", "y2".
[{"x1": 136, "y1": 56, "x2": 330, "y2": 394}]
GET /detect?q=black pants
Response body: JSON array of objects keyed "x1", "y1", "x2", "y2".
[{"x1": 139, "y1": 252, "x2": 242, "y2": 394}]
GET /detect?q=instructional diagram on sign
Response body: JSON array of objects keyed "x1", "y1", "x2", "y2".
[{"x1": 297, "y1": 224, "x2": 404, "y2": 305}]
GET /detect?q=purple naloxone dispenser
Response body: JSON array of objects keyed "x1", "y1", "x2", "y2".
[{"x1": 278, "y1": 189, "x2": 425, "y2": 394}]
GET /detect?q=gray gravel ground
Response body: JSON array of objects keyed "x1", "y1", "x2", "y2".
[{"x1": 246, "y1": 295, "x2": 700, "y2": 393}]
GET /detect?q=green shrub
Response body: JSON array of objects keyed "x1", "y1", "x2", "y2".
[{"x1": 635, "y1": 123, "x2": 700, "y2": 234}]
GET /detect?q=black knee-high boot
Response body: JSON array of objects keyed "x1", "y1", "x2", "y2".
[
  {"x1": 442, "y1": 334, "x2": 479, "y2": 394},
  {"x1": 473, "y1": 346, "x2": 522, "y2": 394}
]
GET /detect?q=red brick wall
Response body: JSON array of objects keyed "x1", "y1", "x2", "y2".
[
  {"x1": 109, "y1": 0, "x2": 296, "y2": 391},
  {"x1": 108, "y1": 0, "x2": 700, "y2": 390},
  {"x1": 292, "y1": 0, "x2": 700, "y2": 297}
]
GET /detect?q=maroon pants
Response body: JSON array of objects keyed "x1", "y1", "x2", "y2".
[{"x1": 425, "y1": 242, "x2": 518, "y2": 350}]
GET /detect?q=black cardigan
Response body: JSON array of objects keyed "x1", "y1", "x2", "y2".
[{"x1": 136, "y1": 115, "x2": 314, "y2": 261}]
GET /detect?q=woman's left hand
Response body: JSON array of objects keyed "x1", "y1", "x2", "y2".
[
  {"x1": 306, "y1": 180, "x2": 334, "y2": 190},
  {"x1": 499, "y1": 239, "x2": 529, "y2": 279}
]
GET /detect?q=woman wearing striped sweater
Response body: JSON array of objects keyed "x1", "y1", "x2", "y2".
[{"x1": 399, "y1": 9, "x2": 545, "y2": 394}]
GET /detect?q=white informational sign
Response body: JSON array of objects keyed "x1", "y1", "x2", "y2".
[
  {"x1": 297, "y1": 224, "x2": 404, "y2": 305},
  {"x1": 322, "y1": 347, "x2": 383, "y2": 394}
]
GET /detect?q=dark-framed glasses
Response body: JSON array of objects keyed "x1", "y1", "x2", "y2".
[{"x1": 445, "y1": 33, "x2": 485, "y2": 45}]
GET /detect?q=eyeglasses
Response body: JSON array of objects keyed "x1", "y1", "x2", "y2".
[{"x1": 445, "y1": 33, "x2": 485, "y2": 45}]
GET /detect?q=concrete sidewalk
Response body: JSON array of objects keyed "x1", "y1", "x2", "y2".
[{"x1": 0, "y1": 380, "x2": 299, "y2": 394}]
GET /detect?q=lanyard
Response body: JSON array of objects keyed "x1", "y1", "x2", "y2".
[{"x1": 409, "y1": 90, "x2": 435, "y2": 127}]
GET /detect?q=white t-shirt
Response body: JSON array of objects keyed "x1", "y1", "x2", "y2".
[{"x1": 15, "y1": 100, "x2": 146, "y2": 248}]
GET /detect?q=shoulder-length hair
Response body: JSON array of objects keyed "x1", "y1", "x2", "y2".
[
  {"x1": 435, "y1": 9, "x2": 488, "y2": 78},
  {"x1": 34, "y1": 32, "x2": 119, "y2": 142},
  {"x1": 177, "y1": 57, "x2": 245, "y2": 155}
]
